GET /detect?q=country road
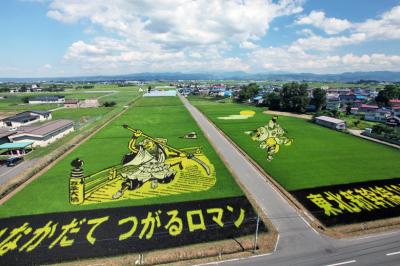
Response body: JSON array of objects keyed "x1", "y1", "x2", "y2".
[
  {"x1": 180, "y1": 95, "x2": 400, "y2": 266},
  {"x1": 0, "y1": 158, "x2": 38, "y2": 185}
]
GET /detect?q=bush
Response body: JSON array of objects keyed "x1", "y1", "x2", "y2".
[
  {"x1": 372, "y1": 124, "x2": 394, "y2": 135},
  {"x1": 103, "y1": 101, "x2": 116, "y2": 107}
]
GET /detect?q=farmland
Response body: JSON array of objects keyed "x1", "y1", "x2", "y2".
[
  {"x1": 0, "y1": 84, "x2": 124, "y2": 113},
  {"x1": 188, "y1": 97, "x2": 400, "y2": 191},
  {"x1": 0, "y1": 96, "x2": 243, "y2": 218}
]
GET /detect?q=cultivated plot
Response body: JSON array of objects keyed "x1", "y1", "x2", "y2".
[
  {"x1": 0, "y1": 96, "x2": 266, "y2": 265},
  {"x1": 189, "y1": 97, "x2": 400, "y2": 226}
]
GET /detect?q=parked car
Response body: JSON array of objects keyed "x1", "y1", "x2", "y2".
[{"x1": 5, "y1": 157, "x2": 24, "y2": 167}]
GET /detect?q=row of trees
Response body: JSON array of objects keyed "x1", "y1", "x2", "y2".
[
  {"x1": 244, "y1": 83, "x2": 400, "y2": 113},
  {"x1": 75, "y1": 85, "x2": 95, "y2": 90},
  {"x1": 236, "y1": 83, "x2": 260, "y2": 102},
  {"x1": 237, "y1": 82, "x2": 327, "y2": 114},
  {"x1": 265, "y1": 82, "x2": 326, "y2": 113}
]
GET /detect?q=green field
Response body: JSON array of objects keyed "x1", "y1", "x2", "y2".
[
  {"x1": 0, "y1": 84, "x2": 156, "y2": 113},
  {"x1": 0, "y1": 96, "x2": 242, "y2": 218},
  {"x1": 52, "y1": 107, "x2": 111, "y2": 122},
  {"x1": 0, "y1": 94, "x2": 58, "y2": 111},
  {"x1": 189, "y1": 97, "x2": 400, "y2": 191}
]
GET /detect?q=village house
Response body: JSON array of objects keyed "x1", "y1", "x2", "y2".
[
  {"x1": 8, "y1": 119, "x2": 74, "y2": 148},
  {"x1": 327, "y1": 88, "x2": 351, "y2": 95},
  {"x1": 0, "y1": 110, "x2": 52, "y2": 129},
  {"x1": 350, "y1": 107, "x2": 359, "y2": 115},
  {"x1": 0, "y1": 129, "x2": 15, "y2": 145},
  {"x1": 390, "y1": 99, "x2": 400, "y2": 107},
  {"x1": 357, "y1": 104, "x2": 379, "y2": 115},
  {"x1": 386, "y1": 116, "x2": 400, "y2": 127},
  {"x1": 392, "y1": 106, "x2": 400, "y2": 117},
  {"x1": 339, "y1": 93, "x2": 356, "y2": 104},
  {"x1": 364, "y1": 108, "x2": 392, "y2": 122},
  {"x1": 326, "y1": 96, "x2": 341, "y2": 110},
  {"x1": 352, "y1": 100, "x2": 364, "y2": 108}
]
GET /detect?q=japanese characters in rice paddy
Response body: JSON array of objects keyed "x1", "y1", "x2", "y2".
[
  {"x1": 69, "y1": 125, "x2": 215, "y2": 205},
  {"x1": 245, "y1": 116, "x2": 293, "y2": 161}
]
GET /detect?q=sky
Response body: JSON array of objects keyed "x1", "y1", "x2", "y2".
[{"x1": 1, "y1": 0, "x2": 400, "y2": 77}]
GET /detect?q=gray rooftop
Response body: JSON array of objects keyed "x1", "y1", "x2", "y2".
[
  {"x1": 315, "y1": 116, "x2": 345, "y2": 124},
  {"x1": 16, "y1": 119, "x2": 73, "y2": 137},
  {"x1": 0, "y1": 129, "x2": 14, "y2": 139},
  {"x1": 2, "y1": 110, "x2": 51, "y2": 123}
]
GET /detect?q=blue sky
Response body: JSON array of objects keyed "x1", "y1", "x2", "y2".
[{"x1": 1, "y1": 0, "x2": 400, "y2": 77}]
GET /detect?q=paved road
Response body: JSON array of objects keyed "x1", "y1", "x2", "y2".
[
  {"x1": 180, "y1": 95, "x2": 400, "y2": 266},
  {"x1": 348, "y1": 129, "x2": 400, "y2": 149},
  {"x1": 0, "y1": 158, "x2": 38, "y2": 185}
]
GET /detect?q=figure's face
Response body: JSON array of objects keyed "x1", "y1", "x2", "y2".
[
  {"x1": 251, "y1": 127, "x2": 268, "y2": 141},
  {"x1": 142, "y1": 139, "x2": 156, "y2": 150}
]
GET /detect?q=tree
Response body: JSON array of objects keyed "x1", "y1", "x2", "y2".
[
  {"x1": 372, "y1": 124, "x2": 394, "y2": 135},
  {"x1": 280, "y1": 82, "x2": 309, "y2": 113},
  {"x1": 375, "y1": 85, "x2": 400, "y2": 107},
  {"x1": 345, "y1": 103, "x2": 352, "y2": 116},
  {"x1": 103, "y1": 101, "x2": 116, "y2": 107},
  {"x1": 312, "y1": 88, "x2": 326, "y2": 111},
  {"x1": 22, "y1": 97, "x2": 30, "y2": 103},
  {"x1": 148, "y1": 86, "x2": 152, "y2": 93},
  {"x1": 236, "y1": 83, "x2": 260, "y2": 102},
  {"x1": 264, "y1": 92, "x2": 281, "y2": 110},
  {"x1": 20, "y1": 85, "x2": 28, "y2": 92}
]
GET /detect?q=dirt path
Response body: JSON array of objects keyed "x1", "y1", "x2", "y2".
[{"x1": 263, "y1": 110, "x2": 312, "y2": 120}]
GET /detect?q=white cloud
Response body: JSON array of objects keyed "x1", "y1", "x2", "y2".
[
  {"x1": 47, "y1": 0, "x2": 304, "y2": 49},
  {"x1": 248, "y1": 46, "x2": 400, "y2": 73},
  {"x1": 296, "y1": 11, "x2": 352, "y2": 34},
  {"x1": 45, "y1": 0, "x2": 303, "y2": 73},
  {"x1": 240, "y1": 41, "x2": 258, "y2": 49},
  {"x1": 292, "y1": 32, "x2": 367, "y2": 51},
  {"x1": 15, "y1": 1, "x2": 400, "y2": 75},
  {"x1": 355, "y1": 5, "x2": 400, "y2": 40},
  {"x1": 293, "y1": 5, "x2": 400, "y2": 52}
]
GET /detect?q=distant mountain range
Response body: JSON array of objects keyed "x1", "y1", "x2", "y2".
[{"x1": 1, "y1": 71, "x2": 399, "y2": 83}]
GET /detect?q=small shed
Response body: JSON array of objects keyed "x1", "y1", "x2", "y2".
[
  {"x1": 64, "y1": 99, "x2": 79, "y2": 108},
  {"x1": 315, "y1": 116, "x2": 346, "y2": 130}
]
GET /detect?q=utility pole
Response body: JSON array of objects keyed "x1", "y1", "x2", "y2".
[{"x1": 253, "y1": 215, "x2": 260, "y2": 253}]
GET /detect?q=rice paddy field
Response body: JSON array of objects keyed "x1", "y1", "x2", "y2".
[
  {"x1": 0, "y1": 85, "x2": 133, "y2": 112},
  {"x1": 0, "y1": 96, "x2": 243, "y2": 218},
  {"x1": 188, "y1": 97, "x2": 400, "y2": 192}
]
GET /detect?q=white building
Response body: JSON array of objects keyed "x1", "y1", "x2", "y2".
[
  {"x1": 144, "y1": 90, "x2": 177, "y2": 97},
  {"x1": 315, "y1": 116, "x2": 346, "y2": 130},
  {"x1": 28, "y1": 96, "x2": 65, "y2": 104},
  {"x1": 9, "y1": 119, "x2": 74, "y2": 147},
  {"x1": 0, "y1": 111, "x2": 52, "y2": 129}
]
